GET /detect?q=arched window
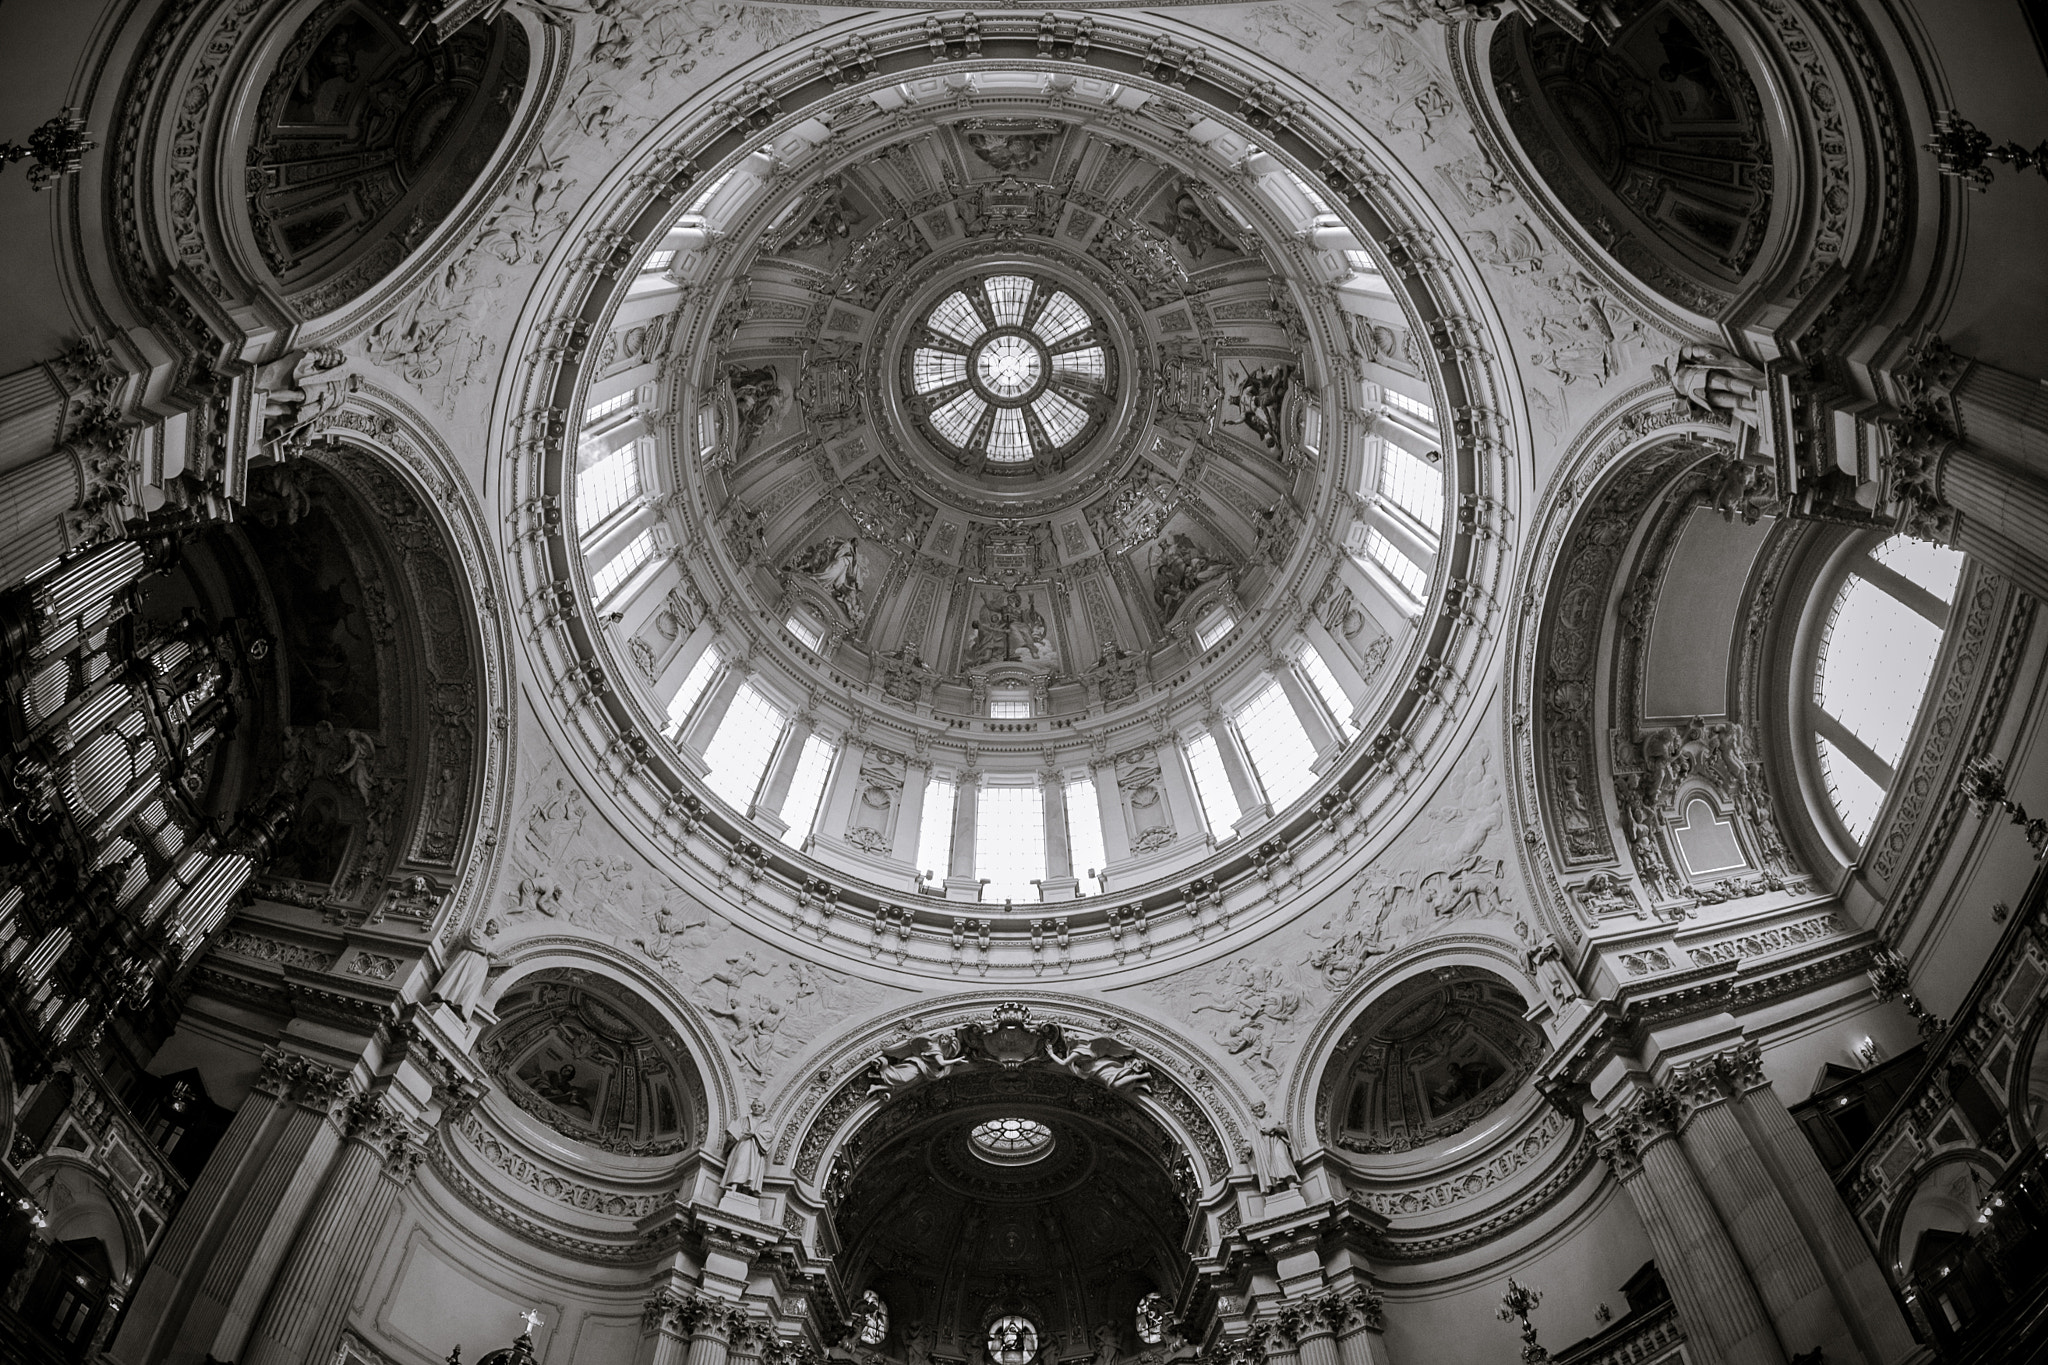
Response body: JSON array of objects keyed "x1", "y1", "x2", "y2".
[{"x1": 1808, "y1": 535, "x2": 1965, "y2": 846}]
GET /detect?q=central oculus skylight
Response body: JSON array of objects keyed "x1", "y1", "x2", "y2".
[{"x1": 908, "y1": 274, "x2": 1110, "y2": 466}]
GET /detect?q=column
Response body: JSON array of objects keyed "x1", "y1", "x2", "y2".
[
  {"x1": 687, "y1": 1303, "x2": 735, "y2": 1365},
  {"x1": 1295, "y1": 1302, "x2": 1342, "y2": 1365},
  {"x1": 890, "y1": 757, "x2": 928, "y2": 868},
  {"x1": 1273, "y1": 661, "x2": 1342, "y2": 763},
  {"x1": 1326, "y1": 1286, "x2": 1390, "y2": 1365},
  {"x1": 1263, "y1": 1314, "x2": 1302, "y2": 1365},
  {"x1": 1039, "y1": 768, "x2": 1078, "y2": 899},
  {"x1": 812, "y1": 734, "x2": 865, "y2": 857},
  {"x1": 1673, "y1": 1077, "x2": 1863, "y2": 1364},
  {"x1": 111, "y1": 1075, "x2": 283, "y2": 1364},
  {"x1": 749, "y1": 713, "x2": 813, "y2": 836},
  {"x1": 0, "y1": 450, "x2": 80, "y2": 591},
  {"x1": 1607, "y1": 1116, "x2": 1781, "y2": 1365},
  {"x1": 681, "y1": 660, "x2": 749, "y2": 757},
  {"x1": 1207, "y1": 713, "x2": 1271, "y2": 832},
  {"x1": 945, "y1": 772, "x2": 981, "y2": 900},
  {"x1": 1153, "y1": 740, "x2": 1204, "y2": 850},
  {"x1": 197, "y1": 1061, "x2": 356, "y2": 1364},
  {"x1": 1090, "y1": 759, "x2": 1131, "y2": 869},
  {"x1": 636, "y1": 1291, "x2": 699, "y2": 1365},
  {"x1": 1937, "y1": 443, "x2": 2048, "y2": 601},
  {"x1": 1729, "y1": 1064, "x2": 1918, "y2": 1362},
  {"x1": 241, "y1": 1094, "x2": 418, "y2": 1365}
]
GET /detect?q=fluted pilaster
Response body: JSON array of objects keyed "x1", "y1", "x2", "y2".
[
  {"x1": 1601, "y1": 1101, "x2": 1780, "y2": 1365},
  {"x1": 242, "y1": 1091, "x2": 420, "y2": 1365}
]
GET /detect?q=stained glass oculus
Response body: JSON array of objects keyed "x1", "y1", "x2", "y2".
[{"x1": 906, "y1": 273, "x2": 1113, "y2": 467}]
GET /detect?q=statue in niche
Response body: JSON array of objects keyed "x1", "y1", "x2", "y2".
[
  {"x1": 1148, "y1": 533, "x2": 1228, "y2": 620},
  {"x1": 966, "y1": 590, "x2": 1050, "y2": 666},
  {"x1": 428, "y1": 917, "x2": 500, "y2": 1019},
  {"x1": 723, "y1": 1098, "x2": 768, "y2": 1193},
  {"x1": 787, "y1": 535, "x2": 862, "y2": 616},
  {"x1": 1248, "y1": 1102, "x2": 1300, "y2": 1192}
]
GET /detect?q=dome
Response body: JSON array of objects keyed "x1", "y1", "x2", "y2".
[
  {"x1": 478, "y1": 970, "x2": 707, "y2": 1157},
  {"x1": 553, "y1": 74, "x2": 1472, "y2": 953},
  {"x1": 1320, "y1": 970, "x2": 1545, "y2": 1157}
]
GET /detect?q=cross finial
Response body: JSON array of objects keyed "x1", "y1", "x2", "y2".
[{"x1": 519, "y1": 1309, "x2": 545, "y2": 1337}]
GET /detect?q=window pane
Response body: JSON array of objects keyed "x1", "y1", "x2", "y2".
[
  {"x1": 917, "y1": 777, "x2": 957, "y2": 881},
  {"x1": 703, "y1": 683, "x2": 786, "y2": 810},
  {"x1": 643, "y1": 249, "x2": 676, "y2": 273},
  {"x1": 976, "y1": 782, "x2": 1046, "y2": 903},
  {"x1": 1818, "y1": 735, "x2": 1886, "y2": 845},
  {"x1": 779, "y1": 735, "x2": 836, "y2": 845},
  {"x1": 1184, "y1": 732, "x2": 1240, "y2": 834},
  {"x1": 1050, "y1": 347, "x2": 1105, "y2": 383},
  {"x1": 666, "y1": 648, "x2": 721, "y2": 736},
  {"x1": 1233, "y1": 681, "x2": 1319, "y2": 809},
  {"x1": 586, "y1": 391, "x2": 634, "y2": 424},
  {"x1": 989, "y1": 697, "x2": 1031, "y2": 719},
  {"x1": 984, "y1": 275, "x2": 1034, "y2": 327},
  {"x1": 1816, "y1": 574, "x2": 1942, "y2": 769},
  {"x1": 929, "y1": 390, "x2": 986, "y2": 446},
  {"x1": 1381, "y1": 389, "x2": 1435, "y2": 425},
  {"x1": 1032, "y1": 389, "x2": 1089, "y2": 447},
  {"x1": 786, "y1": 615, "x2": 823, "y2": 652},
  {"x1": 1197, "y1": 610, "x2": 1236, "y2": 650},
  {"x1": 577, "y1": 446, "x2": 642, "y2": 533},
  {"x1": 1376, "y1": 442, "x2": 1443, "y2": 537},
  {"x1": 590, "y1": 529, "x2": 655, "y2": 602},
  {"x1": 1065, "y1": 775, "x2": 1108, "y2": 889},
  {"x1": 986, "y1": 406, "x2": 1030, "y2": 462},
  {"x1": 927, "y1": 291, "x2": 985, "y2": 344},
  {"x1": 914, "y1": 348, "x2": 968, "y2": 394},
  {"x1": 1034, "y1": 291, "x2": 1090, "y2": 344},
  {"x1": 1870, "y1": 535, "x2": 1964, "y2": 602},
  {"x1": 1296, "y1": 641, "x2": 1359, "y2": 738},
  {"x1": 1364, "y1": 527, "x2": 1428, "y2": 601},
  {"x1": 1284, "y1": 167, "x2": 1332, "y2": 213}
]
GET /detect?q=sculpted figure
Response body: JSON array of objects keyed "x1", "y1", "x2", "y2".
[
  {"x1": 1249, "y1": 1103, "x2": 1300, "y2": 1191},
  {"x1": 1047, "y1": 1034, "x2": 1153, "y2": 1093},
  {"x1": 865, "y1": 1033, "x2": 973, "y2": 1094},
  {"x1": 723, "y1": 1098, "x2": 768, "y2": 1193},
  {"x1": 428, "y1": 918, "x2": 499, "y2": 1019},
  {"x1": 1658, "y1": 343, "x2": 1766, "y2": 428}
]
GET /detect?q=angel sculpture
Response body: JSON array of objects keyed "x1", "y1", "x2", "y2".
[
  {"x1": 1046, "y1": 1033, "x2": 1153, "y2": 1093},
  {"x1": 864, "y1": 1033, "x2": 974, "y2": 1095}
]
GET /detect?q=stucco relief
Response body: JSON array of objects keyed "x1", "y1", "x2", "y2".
[
  {"x1": 355, "y1": 3, "x2": 821, "y2": 415},
  {"x1": 500, "y1": 726, "x2": 905, "y2": 1096},
  {"x1": 1139, "y1": 738, "x2": 1520, "y2": 1094}
]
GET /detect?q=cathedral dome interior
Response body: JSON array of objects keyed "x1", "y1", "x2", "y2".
[{"x1": 1, "y1": 0, "x2": 2047, "y2": 1363}]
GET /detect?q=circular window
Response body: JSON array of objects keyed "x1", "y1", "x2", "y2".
[
  {"x1": 987, "y1": 1316, "x2": 1040, "y2": 1365},
  {"x1": 969, "y1": 1117, "x2": 1055, "y2": 1165},
  {"x1": 853, "y1": 1290, "x2": 889, "y2": 1346},
  {"x1": 908, "y1": 274, "x2": 1110, "y2": 464}
]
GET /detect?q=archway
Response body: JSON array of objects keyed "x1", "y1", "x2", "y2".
[
  {"x1": 831, "y1": 1067, "x2": 1196, "y2": 1365},
  {"x1": 243, "y1": 3, "x2": 531, "y2": 315},
  {"x1": 1489, "y1": 2, "x2": 1775, "y2": 316}
]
